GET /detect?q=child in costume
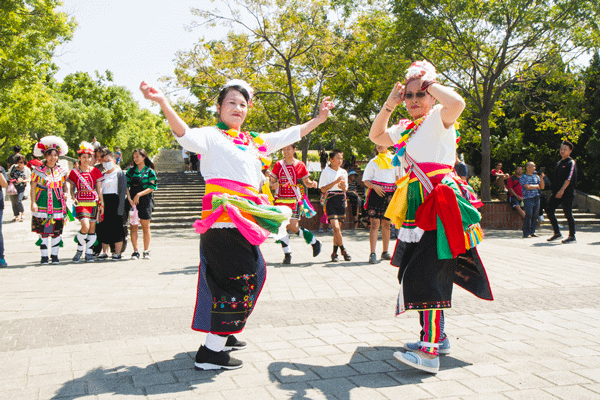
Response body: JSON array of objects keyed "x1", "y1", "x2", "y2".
[
  {"x1": 270, "y1": 143, "x2": 321, "y2": 264},
  {"x1": 30, "y1": 136, "x2": 69, "y2": 265},
  {"x1": 369, "y1": 61, "x2": 492, "y2": 374},
  {"x1": 69, "y1": 142, "x2": 104, "y2": 263}
]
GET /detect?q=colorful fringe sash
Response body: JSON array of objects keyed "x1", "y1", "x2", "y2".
[{"x1": 194, "y1": 179, "x2": 291, "y2": 245}]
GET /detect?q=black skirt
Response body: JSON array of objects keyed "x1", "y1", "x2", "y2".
[
  {"x1": 325, "y1": 191, "x2": 346, "y2": 221},
  {"x1": 97, "y1": 194, "x2": 126, "y2": 244},
  {"x1": 365, "y1": 189, "x2": 395, "y2": 220},
  {"x1": 127, "y1": 187, "x2": 154, "y2": 221}
]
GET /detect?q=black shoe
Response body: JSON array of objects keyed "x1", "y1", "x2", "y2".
[
  {"x1": 562, "y1": 236, "x2": 576, "y2": 244},
  {"x1": 40, "y1": 256, "x2": 49, "y2": 265},
  {"x1": 51, "y1": 255, "x2": 59, "y2": 264},
  {"x1": 312, "y1": 240, "x2": 322, "y2": 257},
  {"x1": 547, "y1": 233, "x2": 563, "y2": 242},
  {"x1": 341, "y1": 250, "x2": 352, "y2": 262},
  {"x1": 282, "y1": 253, "x2": 292, "y2": 264},
  {"x1": 381, "y1": 251, "x2": 392, "y2": 260},
  {"x1": 530, "y1": 233, "x2": 538, "y2": 238},
  {"x1": 522, "y1": 234, "x2": 531, "y2": 238},
  {"x1": 331, "y1": 253, "x2": 339, "y2": 262},
  {"x1": 223, "y1": 335, "x2": 247, "y2": 351},
  {"x1": 97, "y1": 253, "x2": 109, "y2": 260},
  {"x1": 194, "y1": 345, "x2": 243, "y2": 370}
]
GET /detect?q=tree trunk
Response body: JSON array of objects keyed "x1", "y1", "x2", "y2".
[{"x1": 480, "y1": 113, "x2": 492, "y2": 202}]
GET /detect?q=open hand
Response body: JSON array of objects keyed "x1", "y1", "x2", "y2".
[
  {"x1": 386, "y1": 82, "x2": 405, "y2": 108},
  {"x1": 316, "y1": 96, "x2": 335, "y2": 122},
  {"x1": 140, "y1": 81, "x2": 166, "y2": 103}
]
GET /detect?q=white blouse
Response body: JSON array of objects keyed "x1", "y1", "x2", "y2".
[
  {"x1": 362, "y1": 158, "x2": 398, "y2": 184},
  {"x1": 102, "y1": 169, "x2": 120, "y2": 194},
  {"x1": 386, "y1": 105, "x2": 456, "y2": 167},
  {"x1": 318, "y1": 166, "x2": 348, "y2": 192},
  {"x1": 176, "y1": 125, "x2": 301, "y2": 190}
]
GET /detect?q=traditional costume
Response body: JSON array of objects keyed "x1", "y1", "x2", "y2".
[
  {"x1": 31, "y1": 136, "x2": 69, "y2": 265},
  {"x1": 363, "y1": 152, "x2": 398, "y2": 220},
  {"x1": 270, "y1": 158, "x2": 320, "y2": 263},
  {"x1": 386, "y1": 104, "x2": 493, "y2": 361},
  {"x1": 177, "y1": 114, "x2": 299, "y2": 363},
  {"x1": 68, "y1": 142, "x2": 103, "y2": 262}
]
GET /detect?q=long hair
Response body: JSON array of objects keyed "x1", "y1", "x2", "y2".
[{"x1": 132, "y1": 148, "x2": 155, "y2": 170}]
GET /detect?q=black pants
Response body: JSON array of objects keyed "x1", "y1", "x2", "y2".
[{"x1": 546, "y1": 193, "x2": 575, "y2": 237}]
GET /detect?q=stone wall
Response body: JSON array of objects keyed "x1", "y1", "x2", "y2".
[{"x1": 479, "y1": 201, "x2": 523, "y2": 230}]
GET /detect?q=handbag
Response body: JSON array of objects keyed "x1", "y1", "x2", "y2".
[{"x1": 6, "y1": 181, "x2": 17, "y2": 195}]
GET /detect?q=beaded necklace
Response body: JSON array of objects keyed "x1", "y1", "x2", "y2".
[{"x1": 216, "y1": 122, "x2": 271, "y2": 168}]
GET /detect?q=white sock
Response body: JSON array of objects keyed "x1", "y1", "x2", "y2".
[
  {"x1": 51, "y1": 236, "x2": 61, "y2": 256},
  {"x1": 205, "y1": 333, "x2": 227, "y2": 352},
  {"x1": 40, "y1": 236, "x2": 49, "y2": 257},
  {"x1": 76, "y1": 232, "x2": 87, "y2": 252},
  {"x1": 85, "y1": 234, "x2": 96, "y2": 255}
]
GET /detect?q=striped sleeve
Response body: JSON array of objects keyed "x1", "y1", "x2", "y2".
[{"x1": 567, "y1": 160, "x2": 576, "y2": 181}]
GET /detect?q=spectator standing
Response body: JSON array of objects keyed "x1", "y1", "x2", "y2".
[
  {"x1": 346, "y1": 171, "x2": 362, "y2": 228},
  {"x1": 96, "y1": 150, "x2": 127, "y2": 259},
  {"x1": 182, "y1": 148, "x2": 190, "y2": 173},
  {"x1": 7, "y1": 154, "x2": 31, "y2": 222},
  {"x1": 454, "y1": 153, "x2": 468, "y2": 181},
  {"x1": 190, "y1": 152, "x2": 199, "y2": 173},
  {"x1": 114, "y1": 147, "x2": 122, "y2": 166},
  {"x1": 520, "y1": 161, "x2": 545, "y2": 238},
  {"x1": 491, "y1": 162, "x2": 510, "y2": 192},
  {"x1": 91, "y1": 136, "x2": 101, "y2": 148},
  {"x1": 362, "y1": 145, "x2": 397, "y2": 264},
  {"x1": 507, "y1": 166, "x2": 526, "y2": 218},
  {"x1": 546, "y1": 140, "x2": 578, "y2": 244},
  {"x1": 0, "y1": 166, "x2": 8, "y2": 266},
  {"x1": 318, "y1": 150, "x2": 351, "y2": 262},
  {"x1": 7, "y1": 145, "x2": 22, "y2": 169},
  {"x1": 126, "y1": 149, "x2": 157, "y2": 260}
]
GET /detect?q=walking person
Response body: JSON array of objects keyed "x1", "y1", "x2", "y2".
[
  {"x1": 318, "y1": 150, "x2": 351, "y2": 262},
  {"x1": 30, "y1": 136, "x2": 69, "y2": 265},
  {"x1": 369, "y1": 61, "x2": 492, "y2": 374},
  {"x1": 7, "y1": 154, "x2": 31, "y2": 222},
  {"x1": 69, "y1": 142, "x2": 104, "y2": 263},
  {"x1": 0, "y1": 166, "x2": 8, "y2": 267},
  {"x1": 96, "y1": 150, "x2": 128, "y2": 260},
  {"x1": 126, "y1": 149, "x2": 157, "y2": 260},
  {"x1": 363, "y1": 145, "x2": 398, "y2": 264},
  {"x1": 7, "y1": 145, "x2": 23, "y2": 170},
  {"x1": 520, "y1": 161, "x2": 545, "y2": 238},
  {"x1": 546, "y1": 140, "x2": 577, "y2": 244},
  {"x1": 270, "y1": 143, "x2": 321, "y2": 264},
  {"x1": 140, "y1": 78, "x2": 333, "y2": 370}
]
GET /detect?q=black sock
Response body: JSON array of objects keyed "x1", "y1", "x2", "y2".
[
  {"x1": 340, "y1": 245, "x2": 345, "y2": 252},
  {"x1": 333, "y1": 245, "x2": 339, "y2": 254}
]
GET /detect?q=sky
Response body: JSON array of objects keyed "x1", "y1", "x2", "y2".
[{"x1": 54, "y1": 0, "x2": 226, "y2": 111}]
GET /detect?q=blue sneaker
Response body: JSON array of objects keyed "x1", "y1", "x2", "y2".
[
  {"x1": 0, "y1": 259, "x2": 7, "y2": 267},
  {"x1": 404, "y1": 336, "x2": 451, "y2": 355},
  {"x1": 393, "y1": 350, "x2": 439, "y2": 373}
]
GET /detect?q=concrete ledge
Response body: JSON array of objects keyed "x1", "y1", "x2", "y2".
[{"x1": 575, "y1": 190, "x2": 600, "y2": 215}]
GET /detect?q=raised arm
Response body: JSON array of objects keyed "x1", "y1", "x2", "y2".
[
  {"x1": 298, "y1": 97, "x2": 335, "y2": 138},
  {"x1": 140, "y1": 82, "x2": 188, "y2": 137},
  {"x1": 369, "y1": 82, "x2": 403, "y2": 147},
  {"x1": 426, "y1": 83, "x2": 465, "y2": 129}
]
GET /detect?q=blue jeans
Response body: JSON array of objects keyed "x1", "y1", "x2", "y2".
[
  {"x1": 522, "y1": 196, "x2": 540, "y2": 237},
  {"x1": 0, "y1": 208, "x2": 4, "y2": 258}
]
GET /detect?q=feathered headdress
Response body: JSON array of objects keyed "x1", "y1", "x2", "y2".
[
  {"x1": 77, "y1": 141, "x2": 95, "y2": 155},
  {"x1": 33, "y1": 136, "x2": 68, "y2": 157},
  {"x1": 223, "y1": 79, "x2": 254, "y2": 106},
  {"x1": 405, "y1": 60, "x2": 437, "y2": 82}
]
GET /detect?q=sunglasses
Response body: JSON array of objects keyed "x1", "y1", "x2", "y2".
[{"x1": 404, "y1": 91, "x2": 427, "y2": 99}]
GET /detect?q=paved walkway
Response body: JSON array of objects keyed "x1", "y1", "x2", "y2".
[{"x1": 1, "y1": 200, "x2": 600, "y2": 400}]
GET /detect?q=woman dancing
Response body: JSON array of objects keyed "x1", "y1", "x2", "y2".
[
  {"x1": 140, "y1": 79, "x2": 334, "y2": 370},
  {"x1": 369, "y1": 61, "x2": 492, "y2": 374}
]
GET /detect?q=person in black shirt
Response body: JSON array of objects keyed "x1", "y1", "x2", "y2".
[{"x1": 546, "y1": 140, "x2": 577, "y2": 244}]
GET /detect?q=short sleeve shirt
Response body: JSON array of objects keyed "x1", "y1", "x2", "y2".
[
  {"x1": 507, "y1": 175, "x2": 523, "y2": 198},
  {"x1": 520, "y1": 174, "x2": 541, "y2": 199},
  {"x1": 270, "y1": 160, "x2": 309, "y2": 198},
  {"x1": 318, "y1": 166, "x2": 348, "y2": 192},
  {"x1": 69, "y1": 168, "x2": 103, "y2": 202},
  {"x1": 126, "y1": 166, "x2": 158, "y2": 191}
]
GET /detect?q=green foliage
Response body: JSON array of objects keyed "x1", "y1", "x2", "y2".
[{"x1": 468, "y1": 175, "x2": 481, "y2": 195}]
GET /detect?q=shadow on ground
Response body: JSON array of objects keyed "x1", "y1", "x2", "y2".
[{"x1": 50, "y1": 347, "x2": 470, "y2": 399}]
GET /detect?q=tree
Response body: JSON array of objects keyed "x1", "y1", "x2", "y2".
[
  {"x1": 391, "y1": 0, "x2": 599, "y2": 201},
  {"x1": 169, "y1": 0, "x2": 343, "y2": 162}
]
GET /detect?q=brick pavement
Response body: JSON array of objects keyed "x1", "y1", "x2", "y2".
[{"x1": 1, "y1": 202, "x2": 600, "y2": 399}]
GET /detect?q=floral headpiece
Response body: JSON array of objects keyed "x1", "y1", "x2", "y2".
[
  {"x1": 223, "y1": 79, "x2": 254, "y2": 106},
  {"x1": 33, "y1": 136, "x2": 68, "y2": 157},
  {"x1": 405, "y1": 60, "x2": 437, "y2": 83},
  {"x1": 77, "y1": 141, "x2": 95, "y2": 155}
]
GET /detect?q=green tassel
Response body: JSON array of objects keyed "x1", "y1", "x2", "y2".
[
  {"x1": 58, "y1": 239, "x2": 64, "y2": 248},
  {"x1": 35, "y1": 237, "x2": 43, "y2": 247},
  {"x1": 299, "y1": 228, "x2": 314, "y2": 245}
]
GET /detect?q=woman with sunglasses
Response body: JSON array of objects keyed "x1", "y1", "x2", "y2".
[{"x1": 369, "y1": 61, "x2": 492, "y2": 374}]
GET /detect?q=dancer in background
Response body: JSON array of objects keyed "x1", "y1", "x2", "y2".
[
  {"x1": 318, "y1": 150, "x2": 351, "y2": 262},
  {"x1": 270, "y1": 143, "x2": 321, "y2": 264},
  {"x1": 69, "y1": 142, "x2": 104, "y2": 263},
  {"x1": 140, "y1": 79, "x2": 333, "y2": 370},
  {"x1": 369, "y1": 61, "x2": 492, "y2": 374},
  {"x1": 30, "y1": 136, "x2": 69, "y2": 265}
]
